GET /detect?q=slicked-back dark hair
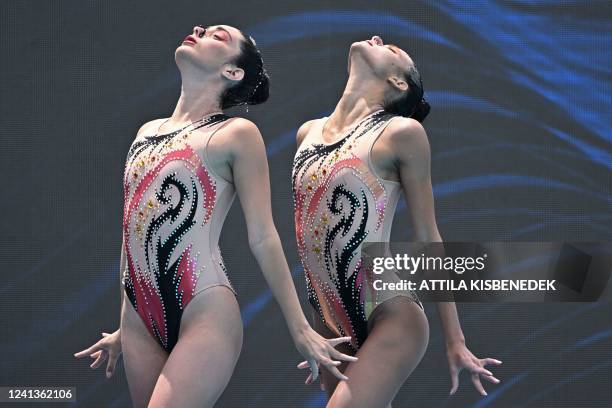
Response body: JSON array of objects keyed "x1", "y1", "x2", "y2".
[
  {"x1": 384, "y1": 62, "x2": 430, "y2": 122},
  {"x1": 220, "y1": 31, "x2": 270, "y2": 109}
]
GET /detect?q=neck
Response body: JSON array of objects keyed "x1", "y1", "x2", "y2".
[
  {"x1": 167, "y1": 72, "x2": 225, "y2": 127},
  {"x1": 326, "y1": 72, "x2": 386, "y2": 133}
]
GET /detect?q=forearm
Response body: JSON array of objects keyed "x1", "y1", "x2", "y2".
[
  {"x1": 249, "y1": 232, "x2": 310, "y2": 338},
  {"x1": 437, "y1": 302, "x2": 465, "y2": 345},
  {"x1": 415, "y1": 229, "x2": 465, "y2": 344}
]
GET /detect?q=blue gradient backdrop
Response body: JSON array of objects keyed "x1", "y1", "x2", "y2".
[{"x1": 1, "y1": 0, "x2": 610, "y2": 406}]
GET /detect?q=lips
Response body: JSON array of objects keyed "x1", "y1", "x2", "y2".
[{"x1": 183, "y1": 35, "x2": 196, "y2": 44}]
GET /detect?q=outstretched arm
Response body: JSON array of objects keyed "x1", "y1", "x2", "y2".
[
  {"x1": 390, "y1": 118, "x2": 464, "y2": 343},
  {"x1": 390, "y1": 118, "x2": 501, "y2": 395},
  {"x1": 227, "y1": 118, "x2": 357, "y2": 382}
]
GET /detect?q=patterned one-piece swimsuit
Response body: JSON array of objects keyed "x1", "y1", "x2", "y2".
[
  {"x1": 121, "y1": 113, "x2": 237, "y2": 352},
  {"x1": 292, "y1": 109, "x2": 423, "y2": 351}
]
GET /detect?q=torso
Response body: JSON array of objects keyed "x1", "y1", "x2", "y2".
[
  {"x1": 291, "y1": 109, "x2": 422, "y2": 350},
  {"x1": 121, "y1": 113, "x2": 238, "y2": 352}
]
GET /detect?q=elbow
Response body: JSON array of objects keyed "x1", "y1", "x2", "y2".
[{"x1": 247, "y1": 229, "x2": 279, "y2": 254}]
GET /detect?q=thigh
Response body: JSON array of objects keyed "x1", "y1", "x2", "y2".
[
  {"x1": 120, "y1": 296, "x2": 169, "y2": 408},
  {"x1": 327, "y1": 297, "x2": 429, "y2": 408},
  {"x1": 148, "y1": 285, "x2": 243, "y2": 408}
]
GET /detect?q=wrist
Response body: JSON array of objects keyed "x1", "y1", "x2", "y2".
[
  {"x1": 445, "y1": 335, "x2": 465, "y2": 347},
  {"x1": 288, "y1": 318, "x2": 310, "y2": 338}
]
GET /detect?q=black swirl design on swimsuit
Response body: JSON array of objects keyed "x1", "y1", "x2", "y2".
[
  {"x1": 323, "y1": 184, "x2": 369, "y2": 346},
  {"x1": 291, "y1": 110, "x2": 392, "y2": 197},
  {"x1": 292, "y1": 138, "x2": 349, "y2": 195},
  {"x1": 144, "y1": 172, "x2": 198, "y2": 347}
]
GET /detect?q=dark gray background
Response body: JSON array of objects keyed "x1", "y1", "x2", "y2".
[{"x1": 1, "y1": 0, "x2": 611, "y2": 407}]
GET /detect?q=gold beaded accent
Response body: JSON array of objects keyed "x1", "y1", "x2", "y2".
[
  {"x1": 291, "y1": 110, "x2": 421, "y2": 350},
  {"x1": 121, "y1": 113, "x2": 238, "y2": 352}
]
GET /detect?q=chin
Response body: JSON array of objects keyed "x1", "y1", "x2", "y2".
[
  {"x1": 348, "y1": 41, "x2": 368, "y2": 59},
  {"x1": 175, "y1": 45, "x2": 196, "y2": 60},
  {"x1": 350, "y1": 40, "x2": 368, "y2": 50},
  {"x1": 174, "y1": 47, "x2": 196, "y2": 68}
]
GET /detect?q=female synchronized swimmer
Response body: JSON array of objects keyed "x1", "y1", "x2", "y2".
[
  {"x1": 74, "y1": 24, "x2": 356, "y2": 407},
  {"x1": 292, "y1": 35, "x2": 502, "y2": 407}
]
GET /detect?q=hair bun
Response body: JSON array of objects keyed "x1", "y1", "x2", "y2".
[{"x1": 410, "y1": 98, "x2": 431, "y2": 123}]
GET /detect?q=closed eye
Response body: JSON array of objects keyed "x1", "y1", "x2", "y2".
[
  {"x1": 195, "y1": 25, "x2": 232, "y2": 42},
  {"x1": 213, "y1": 32, "x2": 227, "y2": 41}
]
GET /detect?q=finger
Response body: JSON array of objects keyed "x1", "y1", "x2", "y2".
[
  {"x1": 327, "y1": 336, "x2": 352, "y2": 347},
  {"x1": 326, "y1": 366, "x2": 348, "y2": 381},
  {"x1": 321, "y1": 359, "x2": 341, "y2": 368},
  {"x1": 297, "y1": 361, "x2": 310, "y2": 369},
  {"x1": 89, "y1": 350, "x2": 102, "y2": 359},
  {"x1": 481, "y1": 374, "x2": 500, "y2": 384},
  {"x1": 449, "y1": 367, "x2": 459, "y2": 395},
  {"x1": 74, "y1": 344, "x2": 101, "y2": 358},
  {"x1": 90, "y1": 352, "x2": 107, "y2": 369},
  {"x1": 90, "y1": 354, "x2": 103, "y2": 369},
  {"x1": 317, "y1": 357, "x2": 342, "y2": 374},
  {"x1": 106, "y1": 352, "x2": 118, "y2": 378},
  {"x1": 90, "y1": 350, "x2": 108, "y2": 369},
  {"x1": 101, "y1": 332, "x2": 110, "y2": 337},
  {"x1": 309, "y1": 359, "x2": 319, "y2": 381},
  {"x1": 482, "y1": 358, "x2": 503, "y2": 366},
  {"x1": 328, "y1": 348, "x2": 358, "y2": 363},
  {"x1": 470, "y1": 364, "x2": 493, "y2": 377},
  {"x1": 471, "y1": 373, "x2": 487, "y2": 396}
]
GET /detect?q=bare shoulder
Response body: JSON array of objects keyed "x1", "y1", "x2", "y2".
[
  {"x1": 135, "y1": 118, "x2": 168, "y2": 138},
  {"x1": 215, "y1": 117, "x2": 265, "y2": 156},
  {"x1": 384, "y1": 116, "x2": 430, "y2": 161},
  {"x1": 218, "y1": 117, "x2": 262, "y2": 141},
  {"x1": 296, "y1": 119, "x2": 317, "y2": 148}
]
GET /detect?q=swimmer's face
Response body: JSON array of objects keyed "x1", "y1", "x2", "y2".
[
  {"x1": 347, "y1": 35, "x2": 414, "y2": 87},
  {"x1": 175, "y1": 24, "x2": 245, "y2": 78}
]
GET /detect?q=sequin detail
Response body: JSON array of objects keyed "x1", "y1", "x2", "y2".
[
  {"x1": 292, "y1": 110, "x2": 422, "y2": 351},
  {"x1": 122, "y1": 114, "x2": 237, "y2": 352}
]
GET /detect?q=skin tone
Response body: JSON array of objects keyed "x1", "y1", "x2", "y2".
[
  {"x1": 294, "y1": 35, "x2": 502, "y2": 407},
  {"x1": 74, "y1": 24, "x2": 357, "y2": 407}
]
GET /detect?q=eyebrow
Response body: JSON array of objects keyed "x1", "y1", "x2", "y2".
[
  {"x1": 388, "y1": 44, "x2": 410, "y2": 62},
  {"x1": 204, "y1": 25, "x2": 233, "y2": 42},
  {"x1": 388, "y1": 44, "x2": 401, "y2": 54}
]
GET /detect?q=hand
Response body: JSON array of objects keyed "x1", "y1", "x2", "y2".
[
  {"x1": 74, "y1": 329, "x2": 122, "y2": 378},
  {"x1": 294, "y1": 328, "x2": 358, "y2": 385},
  {"x1": 446, "y1": 341, "x2": 502, "y2": 396}
]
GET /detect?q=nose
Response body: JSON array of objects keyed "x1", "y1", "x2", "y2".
[
  {"x1": 194, "y1": 25, "x2": 204, "y2": 37},
  {"x1": 371, "y1": 35, "x2": 383, "y2": 46}
]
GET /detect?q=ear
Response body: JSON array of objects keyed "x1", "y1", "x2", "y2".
[
  {"x1": 387, "y1": 76, "x2": 408, "y2": 92},
  {"x1": 221, "y1": 65, "x2": 245, "y2": 82}
]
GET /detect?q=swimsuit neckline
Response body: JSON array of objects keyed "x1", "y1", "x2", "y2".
[
  {"x1": 144, "y1": 111, "x2": 225, "y2": 140},
  {"x1": 318, "y1": 108, "x2": 385, "y2": 146}
]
